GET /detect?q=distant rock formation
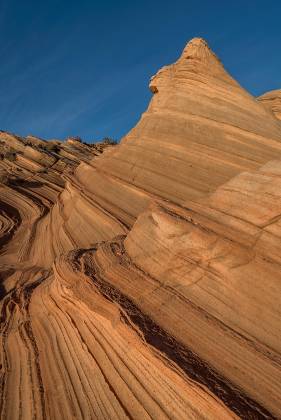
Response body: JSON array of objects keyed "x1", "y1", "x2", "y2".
[{"x1": 1, "y1": 38, "x2": 281, "y2": 419}]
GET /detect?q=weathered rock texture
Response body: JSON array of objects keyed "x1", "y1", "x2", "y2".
[
  {"x1": 1, "y1": 38, "x2": 281, "y2": 419},
  {"x1": 258, "y1": 89, "x2": 281, "y2": 120}
]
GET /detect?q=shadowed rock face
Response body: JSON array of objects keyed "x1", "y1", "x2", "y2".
[
  {"x1": 258, "y1": 89, "x2": 281, "y2": 120},
  {"x1": 1, "y1": 38, "x2": 281, "y2": 419}
]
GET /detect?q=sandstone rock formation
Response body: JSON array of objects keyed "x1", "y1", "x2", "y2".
[
  {"x1": 1, "y1": 38, "x2": 281, "y2": 419},
  {"x1": 258, "y1": 89, "x2": 281, "y2": 120}
]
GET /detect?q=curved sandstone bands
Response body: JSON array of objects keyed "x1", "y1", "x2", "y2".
[
  {"x1": 0, "y1": 182, "x2": 57, "y2": 296},
  {"x1": 86, "y1": 38, "x2": 281, "y2": 208},
  {"x1": 1, "y1": 38, "x2": 281, "y2": 419},
  {"x1": 30, "y1": 250, "x2": 235, "y2": 420},
  {"x1": 0, "y1": 187, "x2": 46, "y2": 266},
  {"x1": 44, "y1": 238, "x2": 274, "y2": 418},
  {"x1": 0, "y1": 131, "x2": 26, "y2": 152},
  {"x1": 31, "y1": 38, "x2": 281, "y2": 259},
  {"x1": 23, "y1": 146, "x2": 57, "y2": 168},
  {"x1": 29, "y1": 174, "x2": 128, "y2": 267},
  {"x1": 0, "y1": 253, "x2": 237, "y2": 420},
  {"x1": 0, "y1": 131, "x2": 102, "y2": 177},
  {"x1": 122, "y1": 161, "x2": 281, "y2": 417},
  {"x1": 0, "y1": 268, "x2": 52, "y2": 420},
  {"x1": 0, "y1": 131, "x2": 114, "y2": 268},
  {"x1": 0, "y1": 201, "x2": 20, "y2": 250},
  {"x1": 258, "y1": 89, "x2": 281, "y2": 120},
  {"x1": 74, "y1": 159, "x2": 153, "y2": 226},
  {"x1": 148, "y1": 38, "x2": 280, "y2": 138}
]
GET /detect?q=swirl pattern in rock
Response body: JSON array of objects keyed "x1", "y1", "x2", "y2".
[{"x1": 1, "y1": 38, "x2": 281, "y2": 419}]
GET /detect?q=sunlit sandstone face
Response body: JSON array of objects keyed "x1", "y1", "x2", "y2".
[
  {"x1": 1, "y1": 38, "x2": 281, "y2": 419},
  {"x1": 88, "y1": 37, "x2": 281, "y2": 213},
  {"x1": 258, "y1": 88, "x2": 281, "y2": 120}
]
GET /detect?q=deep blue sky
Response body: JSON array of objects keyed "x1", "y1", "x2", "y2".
[{"x1": 0, "y1": 1, "x2": 280, "y2": 142}]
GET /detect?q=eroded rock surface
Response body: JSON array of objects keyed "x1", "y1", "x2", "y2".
[
  {"x1": 1, "y1": 38, "x2": 281, "y2": 419},
  {"x1": 258, "y1": 89, "x2": 281, "y2": 120}
]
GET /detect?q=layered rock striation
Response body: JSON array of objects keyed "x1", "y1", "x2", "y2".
[
  {"x1": 258, "y1": 89, "x2": 281, "y2": 121},
  {"x1": 1, "y1": 38, "x2": 281, "y2": 419}
]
